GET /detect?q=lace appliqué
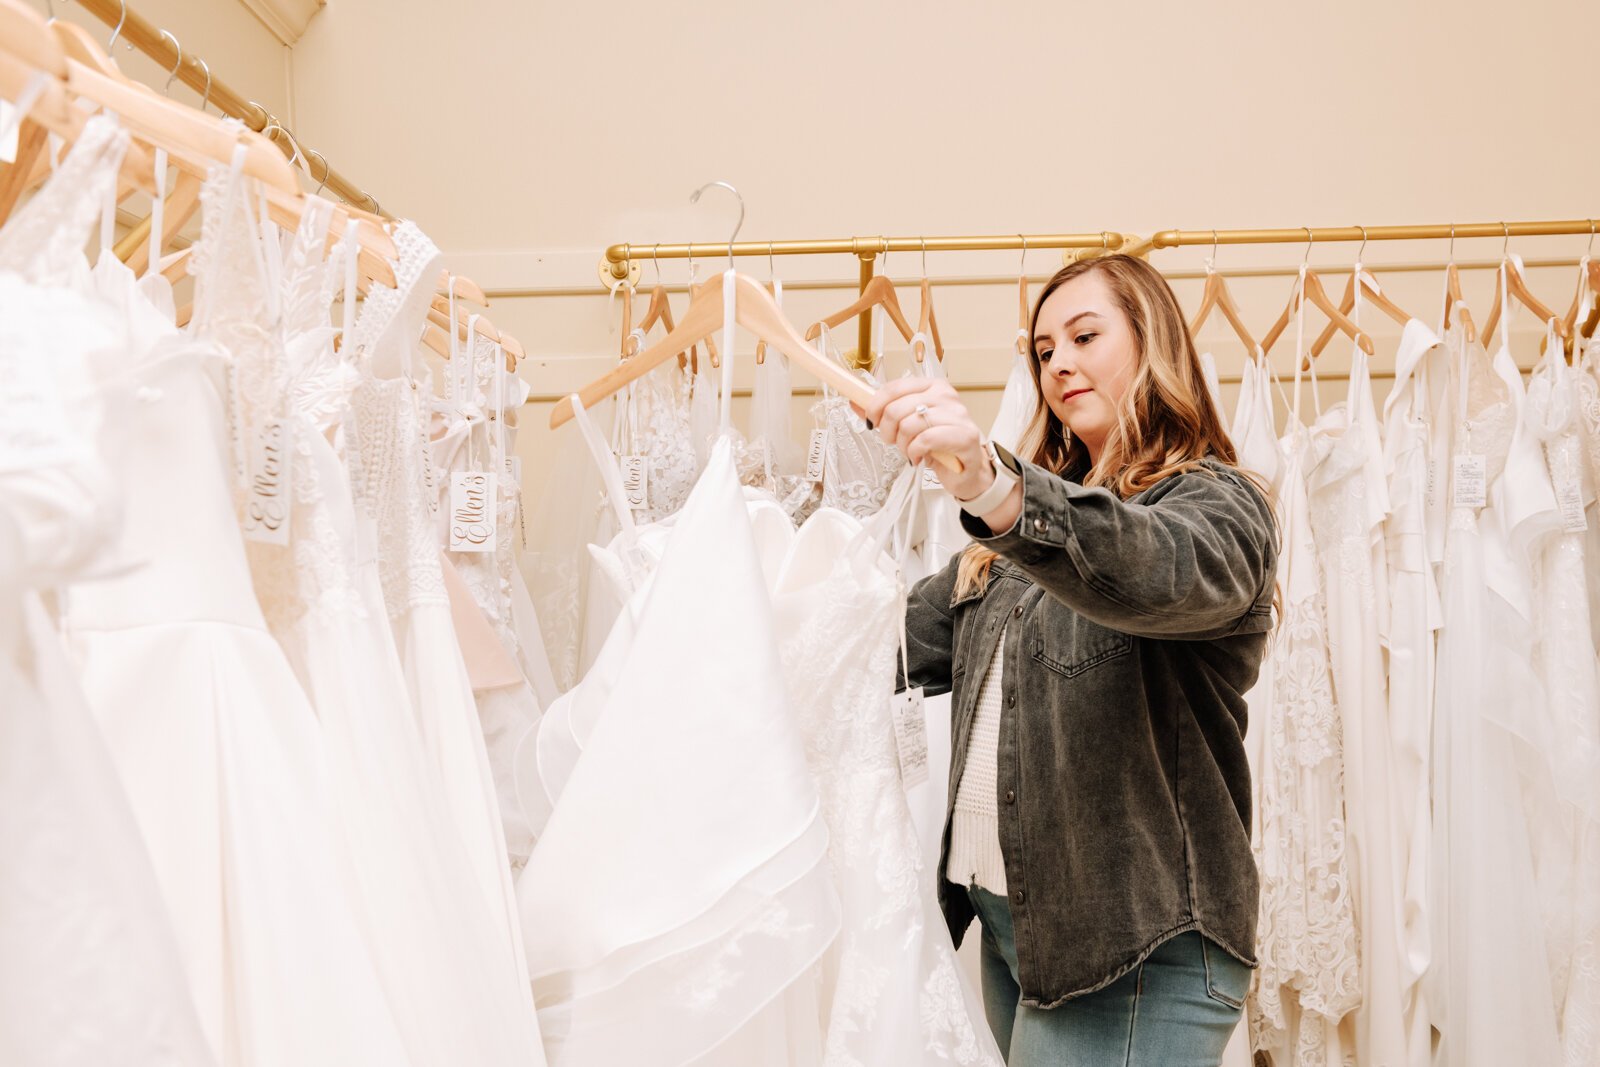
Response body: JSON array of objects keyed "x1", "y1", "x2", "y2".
[{"x1": 818, "y1": 396, "x2": 906, "y2": 520}]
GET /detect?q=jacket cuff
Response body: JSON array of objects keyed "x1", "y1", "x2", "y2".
[{"x1": 957, "y1": 450, "x2": 1075, "y2": 562}]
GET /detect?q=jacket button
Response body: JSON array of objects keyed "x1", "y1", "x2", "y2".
[
  {"x1": 1033, "y1": 518, "x2": 1047, "y2": 534},
  {"x1": 1005, "y1": 789, "x2": 1016, "y2": 804},
  {"x1": 1012, "y1": 889, "x2": 1025, "y2": 905},
  {"x1": 1013, "y1": 604, "x2": 1023, "y2": 618},
  {"x1": 1006, "y1": 694, "x2": 1016, "y2": 708}
]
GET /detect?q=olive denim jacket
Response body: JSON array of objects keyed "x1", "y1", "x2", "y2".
[{"x1": 901, "y1": 448, "x2": 1277, "y2": 1007}]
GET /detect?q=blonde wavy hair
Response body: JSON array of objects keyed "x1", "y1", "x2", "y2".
[{"x1": 955, "y1": 254, "x2": 1249, "y2": 598}]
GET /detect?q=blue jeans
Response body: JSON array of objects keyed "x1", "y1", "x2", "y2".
[{"x1": 965, "y1": 885, "x2": 1249, "y2": 1066}]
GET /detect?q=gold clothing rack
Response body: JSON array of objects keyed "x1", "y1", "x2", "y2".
[
  {"x1": 603, "y1": 218, "x2": 1596, "y2": 359},
  {"x1": 71, "y1": 0, "x2": 385, "y2": 217}
]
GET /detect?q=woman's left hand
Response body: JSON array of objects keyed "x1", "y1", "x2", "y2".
[{"x1": 860, "y1": 377, "x2": 994, "y2": 501}]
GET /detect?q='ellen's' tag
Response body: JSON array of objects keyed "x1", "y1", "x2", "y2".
[
  {"x1": 890, "y1": 687, "x2": 930, "y2": 789},
  {"x1": 1451, "y1": 454, "x2": 1486, "y2": 510},
  {"x1": 449, "y1": 471, "x2": 497, "y2": 552},
  {"x1": 806, "y1": 429, "x2": 828, "y2": 483},
  {"x1": 920, "y1": 465, "x2": 942, "y2": 492},
  {"x1": 621, "y1": 454, "x2": 650, "y2": 510},
  {"x1": 242, "y1": 419, "x2": 292, "y2": 545}
]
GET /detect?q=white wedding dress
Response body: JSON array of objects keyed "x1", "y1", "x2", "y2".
[
  {"x1": 0, "y1": 116, "x2": 216, "y2": 1065},
  {"x1": 1427, "y1": 305, "x2": 1564, "y2": 1066},
  {"x1": 65, "y1": 135, "x2": 412, "y2": 1066}
]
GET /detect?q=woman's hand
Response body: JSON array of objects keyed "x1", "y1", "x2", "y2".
[{"x1": 859, "y1": 377, "x2": 995, "y2": 501}]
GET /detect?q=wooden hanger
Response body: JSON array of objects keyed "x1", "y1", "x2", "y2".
[
  {"x1": 427, "y1": 302, "x2": 501, "y2": 343},
  {"x1": 1260, "y1": 257, "x2": 1375, "y2": 365},
  {"x1": 1309, "y1": 259, "x2": 1411, "y2": 358},
  {"x1": 0, "y1": 4, "x2": 162, "y2": 201},
  {"x1": 419, "y1": 318, "x2": 516, "y2": 371},
  {"x1": 804, "y1": 274, "x2": 915, "y2": 347},
  {"x1": 439, "y1": 271, "x2": 487, "y2": 305},
  {"x1": 551, "y1": 270, "x2": 963, "y2": 472},
  {"x1": 1443, "y1": 247, "x2": 1477, "y2": 343},
  {"x1": 911, "y1": 241, "x2": 944, "y2": 363},
  {"x1": 1014, "y1": 237, "x2": 1031, "y2": 356},
  {"x1": 1188, "y1": 239, "x2": 1258, "y2": 354},
  {"x1": 631, "y1": 280, "x2": 699, "y2": 371},
  {"x1": 1481, "y1": 247, "x2": 1569, "y2": 344},
  {"x1": 117, "y1": 170, "x2": 201, "y2": 273}
]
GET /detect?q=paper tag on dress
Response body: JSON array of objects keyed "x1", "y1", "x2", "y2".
[
  {"x1": 1425, "y1": 458, "x2": 1438, "y2": 510},
  {"x1": 0, "y1": 100, "x2": 17, "y2": 165},
  {"x1": 1557, "y1": 475, "x2": 1589, "y2": 532},
  {"x1": 621, "y1": 454, "x2": 650, "y2": 511},
  {"x1": 890, "y1": 687, "x2": 930, "y2": 789},
  {"x1": 920, "y1": 465, "x2": 943, "y2": 492},
  {"x1": 242, "y1": 419, "x2": 293, "y2": 545},
  {"x1": 449, "y1": 471, "x2": 497, "y2": 552},
  {"x1": 805, "y1": 428, "x2": 828, "y2": 483},
  {"x1": 1451, "y1": 454, "x2": 1486, "y2": 509}
]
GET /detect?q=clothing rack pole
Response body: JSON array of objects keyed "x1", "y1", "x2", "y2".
[
  {"x1": 1135, "y1": 219, "x2": 1600, "y2": 255},
  {"x1": 68, "y1": 0, "x2": 386, "y2": 218}
]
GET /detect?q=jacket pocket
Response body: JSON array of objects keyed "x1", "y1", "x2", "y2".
[{"x1": 1031, "y1": 609, "x2": 1134, "y2": 678}]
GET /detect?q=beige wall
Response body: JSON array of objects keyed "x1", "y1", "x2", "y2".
[{"x1": 98, "y1": 2, "x2": 1600, "y2": 498}]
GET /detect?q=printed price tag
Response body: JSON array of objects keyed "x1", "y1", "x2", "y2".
[
  {"x1": 242, "y1": 419, "x2": 293, "y2": 545},
  {"x1": 890, "y1": 686, "x2": 930, "y2": 789},
  {"x1": 805, "y1": 428, "x2": 828, "y2": 483},
  {"x1": 1451, "y1": 454, "x2": 1486, "y2": 510},
  {"x1": 1556, "y1": 473, "x2": 1589, "y2": 533},
  {"x1": 621, "y1": 454, "x2": 650, "y2": 511},
  {"x1": 920, "y1": 465, "x2": 943, "y2": 492},
  {"x1": 449, "y1": 470, "x2": 498, "y2": 552}
]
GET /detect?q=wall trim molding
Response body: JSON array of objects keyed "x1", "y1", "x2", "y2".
[{"x1": 238, "y1": 0, "x2": 325, "y2": 45}]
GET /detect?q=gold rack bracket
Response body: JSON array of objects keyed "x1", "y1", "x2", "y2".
[{"x1": 71, "y1": 0, "x2": 387, "y2": 217}]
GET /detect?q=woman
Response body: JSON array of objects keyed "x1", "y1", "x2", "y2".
[{"x1": 864, "y1": 254, "x2": 1276, "y2": 1067}]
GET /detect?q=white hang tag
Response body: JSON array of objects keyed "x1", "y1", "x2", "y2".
[
  {"x1": 805, "y1": 428, "x2": 828, "y2": 483},
  {"x1": 242, "y1": 419, "x2": 293, "y2": 545},
  {"x1": 890, "y1": 686, "x2": 930, "y2": 789},
  {"x1": 920, "y1": 465, "x2": 942, "y2": 492},
  {"x1": 449, "y1": 470, "x2": 498, "y2": 552},
  {"x1": 620, "y1": 454, "x2": 650, "y2": 511},
  {"x1": 1451, "y1": 453, "x2": 1487, "y2": 510},
  {"x1": 0, "y1": 100, "x2": 18, "y2": 165},
  {"x1": 1425, "y1": 457, "x2": 1438, "y2": 511},
  {"x1": 1553, "y1": 462, "x2": 1589, "y2": 532}
]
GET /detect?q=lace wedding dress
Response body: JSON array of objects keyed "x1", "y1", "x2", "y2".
[{"x1": 235, "y1": 191, "x2": 544, "y2": 1065}]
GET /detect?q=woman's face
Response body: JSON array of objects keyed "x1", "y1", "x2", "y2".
[{"x1": 1032, "y1": 270, "x2": 1139, "y2": 463}]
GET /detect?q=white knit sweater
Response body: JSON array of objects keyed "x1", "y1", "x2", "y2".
[{"x1": 946, "y1": 625, "x2": 1007, "y2": 895}]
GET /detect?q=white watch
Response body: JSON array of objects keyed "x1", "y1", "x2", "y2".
[{"x1": 956, "y1": 440, "x2": 1020, "y2": 516}]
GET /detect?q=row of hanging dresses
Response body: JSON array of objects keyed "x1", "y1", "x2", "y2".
[
  {"x1": 514, "y1": 274, "x2": 999, "y2": 1067},
  {"x1": 1221, "y1": 260, "x2": 1600, "y2": 1067},
  {"x1": 0, "y1": 110, "x2": 553, "y2": 1066}
]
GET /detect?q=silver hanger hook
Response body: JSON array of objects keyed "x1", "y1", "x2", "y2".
[
  {"x1": 307, "y1": 149, "x2": 329, "y2": 196},
  {"x1": 43, "y1": 0, "x2": 55, "y2": 22},
  {"x1": 1209, "y1": 229, "x2": 1220, "y2": 271},
  {"x1": 261, "y1": 121, "x2": 302, "y2": 170},
  {"x1": 688, "y1": 180, "x2": 744, "y2": 272},
  {"x1": 1588, "y1": 220, "x2": 1596, "y2": 259},
  {"x1": 921, "y1": 236, "x2": 929, "y2": 279},
  {"x1": 767, "y1": 240, "x2": 775, "y2": 283},
  {"x1": 1018, "y1": 234, "x2": 1027, "y2": 277},
  {"x1": 651, "y1": 244, "x2": 662, "y2": 287},
  {"x1": 196, "y1": 57, "x2": 211, "y2": 112},
  {"x1": 1501, "y1": 221, "x2": 1511, "y2": 259},
  {"x1": 160, "y1": 31, "x2": 181, "y2": 95},
  {"x1": 1356, "y1": 225, "x2": 1368, "y2": 265},
  {"x1": 1301, "y1": 227, "x2": 1314, "y2": 267},
  {"x1": 1449, "y1": 223, "x2": 1457, "y2": 263},
  {"x1": 107, "y1": 0, "x2": 127, "y2": 49}
]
